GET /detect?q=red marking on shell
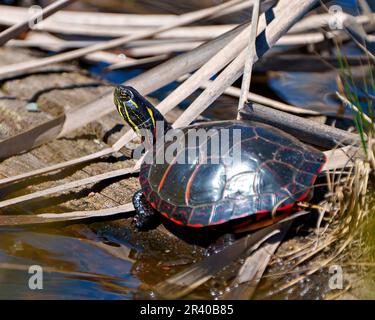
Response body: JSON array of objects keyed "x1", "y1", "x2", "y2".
[
  {"x1": 186, "y1": 223, "x2": 204, "y2": 228},
  {"x1": 169, "y1": 217, "x2": 183, "y2": 225},
  {"x1": 185, "y1": 164, "x2": 201, "y2": 205},
  {"x1": 157, "y1": 162, "x2": 174, "y2": 193}
]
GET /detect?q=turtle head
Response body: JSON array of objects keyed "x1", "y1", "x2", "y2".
[{"x1": 114, "y1": 85, "x2": 169, "y2": 136}]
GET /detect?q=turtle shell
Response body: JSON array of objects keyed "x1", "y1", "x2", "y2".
[{"x1": 139, "y1": 120, "x2": 326, "y2": 227}]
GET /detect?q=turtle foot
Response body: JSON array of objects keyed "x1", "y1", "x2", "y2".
[
  {"x1": 132, "y1": 190, "x2": 161, "y2": 231},
  {"x1": 133, "y1": 211, "x2": 161, "y2": 231}
]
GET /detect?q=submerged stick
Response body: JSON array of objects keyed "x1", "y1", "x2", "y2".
[
  {"x1": 336, "y1": 92, "x2": 372, "y2": 124},
  {"x1": 154, "y1": 224, "x2": 283, "y2": 299},
  {"x1": 0, "y1": 0, "x2": 76, "y2": 46},
  {"x1": 154, "y1": 212, "x2": 306, "y2": 300},
  {"x1": 221, "y1": 221, "x2": 292, "y2": 299}
]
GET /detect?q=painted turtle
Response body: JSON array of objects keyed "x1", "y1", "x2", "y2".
[{"x1": 114, "y1": 86, "x2": 326, "y2": 230}]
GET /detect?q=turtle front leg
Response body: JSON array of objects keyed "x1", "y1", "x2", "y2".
[{"x1": 132, "y1": 190, "x2": 161, "y2": 230}]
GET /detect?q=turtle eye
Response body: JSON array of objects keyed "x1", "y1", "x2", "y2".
[{"x1": 121, "y1": 89, "x2": 133, "y2": 101}]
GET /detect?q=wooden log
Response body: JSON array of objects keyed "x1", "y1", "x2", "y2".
[
  {"x1": 239, "y1": 103, "x2": 360, "y2": 148},
  {"x1": 0, "y1": 167, "x2": 138, "y2": 209},
  {"x1": 0, "y1": 203, "x2": 134, "y2": 226}
]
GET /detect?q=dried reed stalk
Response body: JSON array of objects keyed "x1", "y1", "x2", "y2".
[
  {"x1": 1, "y1": 4, "x2": 371, "y2": 35},
  {"x1": 0, "y1": 0, "x2": 303, "y2": 183},
  {"x1": 184, "y1": 77, "x2": 321, "y2": 115},
  {"x1": 0, "y1": 4, "x2": 176, "y2": 27},
  {"x1": 0, "y1": 0, "x2": 76, "y2": 46},
  {"x1": 106, "y1": 55, "x2": 170, "y2": 71},
  {"x1": 237, "y1": 0, "x2": 260, "y2": 115},
  {"x1": 0, "y1": 24, "x2": 250, "y2": 182},
  {"x1": 264, "y1": 151, "x2": 371, "y2": 298},
  {"x1": 172, "y1": 0, "x2": 319, "y2": 129},
  {"x1": 0, "y1": 0, "x2": 249, "y2": 78},
  {"x1": 2, "y1": 0, "x2": 357, "y2": 193},
  {"x1": 0, "y1": 167, "x2": 137, "y2": 209},
  {"x1": 6, "y1": 23, "x2": 237, "y2": 40},
  {"x1": 0, "y1": 202, "x2": 134, "y2": 226},
  {"x1": 0, "y1": 17, "x2": 250, "y2": 161}
]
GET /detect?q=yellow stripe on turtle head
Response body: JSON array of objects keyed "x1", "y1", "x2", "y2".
[
  {"x1": 146, "y1": 107, "x2": 156, "y2": 127},
  {"x1": 123, "y1": 104, "x2": 139, "y2": 132}
]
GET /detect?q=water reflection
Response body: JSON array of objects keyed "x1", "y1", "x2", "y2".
[
  {"x1": 268, "y1": 66, "x2": 374, "y2": 116},
  {"x1": 0, "y1": 228, "x2": 138, "y2": 299}
]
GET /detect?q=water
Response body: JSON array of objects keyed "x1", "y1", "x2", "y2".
[
  {"x1": 0, "y1": 229, "x2": 137, "y2": 299},
  {"x1": 268, "y1": 66, "x2": 374, "y2": 117}
]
